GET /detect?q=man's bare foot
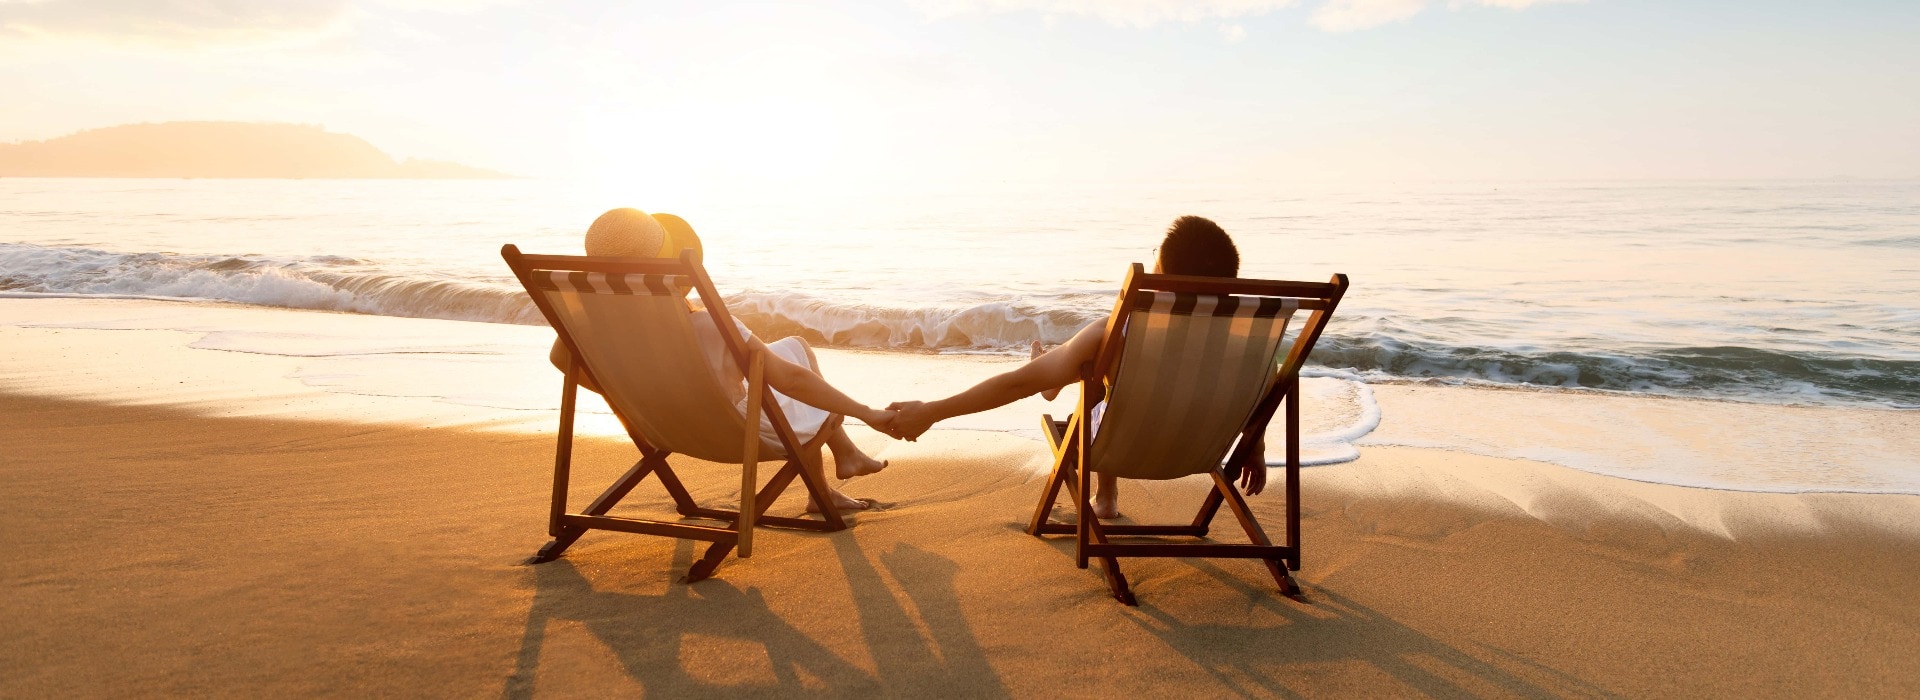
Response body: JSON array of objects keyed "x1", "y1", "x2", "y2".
[
  {"x1": 1032, "y1": 340, "x2": 1061, "y2": 401},
  {"x1": 806, "y1": 489, "x2": 872, "y2": 513},
  {"x1": 1091, "y1": 489, "x2": 1120, "y2": 519},
  {"x1": 835, "y1": 453, "x2": 888, "y2": 480}
]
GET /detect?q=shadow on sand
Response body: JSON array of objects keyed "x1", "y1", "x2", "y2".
[
  {"x1": 1131, "y1": 559, "x2": 1619, "y2": 699},
  {"x1": 506, "y1": 513, "x2": 1616, "y2": 697},
  {"x1": 1023, "y1": 515, "x2": 1619, "y2": 698},
  {"x1": 504, "y1": 537, "x2": 1006, "y2": 697}
]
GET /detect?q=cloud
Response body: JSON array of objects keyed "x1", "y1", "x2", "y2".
[
  {"x1": 910, "y1": 0, "x2": 1577, "y2": 33},
  {"x1": 1464, "y1": 0, "x2": 1575, "y2": 8},
  {"x1": 1311, "y1": 0, "x2": 1580, "y2": 32},
  {"x1": 0, "y1": 0, "x2": 354, "y2": 43},
  {"x1": 0, "y1": 0, "x2": 519, "y2": 46},
  {"x1": 907, "y1": 0, "x2": 1299, "y2": 29},
  {"x1": 1309, "y1": 0, "x2": 1424, "y2": 31}
]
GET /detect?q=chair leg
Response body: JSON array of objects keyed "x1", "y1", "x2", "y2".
[
  {"x1": 1085, "y1": 517, "x2": 1136, "y2": 606},
  {"x1": 530, "y1": 536, "x2": 576, "y2": 564},
  {"x1": 1265, "y1": 560, "x2": 1302, "y2": 598},
  {"x1": 655, "y1": 459, "x2": 701, "y2": 517},
  {"x1": 1212, "y1": 470, "x2": 1303, "y2": 600},
  {"x1": 683, "y1": 540, "x2": 737, "y2": 583},
  {"x1": 790, "y1": 445, "x2": 848, "y2": 531},
  {"x1": 528, "y1": 455, "x2": 661, "y2": 564},
  {"x1": 1189, "y1": 488, "x2": 1224, "y2": 537},
  {"x1": 1075, "y1": 459, "x2": 1091, "y2": 570},
  {"x1": 753, "y1": 460, "x2": 802, "y2": 514},
  {"x1": 1027, "y1": 450, "x2": 1073, "y2": 536},
  {"x1": 1028, "y1": 413, "x2": 1079, "y2": 536},
  {"x1": 1284, "y1": 378, "x2": 1302, "y2": 572},
  {"x1": 1095, "y1": 557, "x2": 1137, "y2": 606}
]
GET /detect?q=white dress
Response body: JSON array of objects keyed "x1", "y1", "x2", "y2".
[{"x1": 688, "y1": 311, "x2": 832, "y2": 446}]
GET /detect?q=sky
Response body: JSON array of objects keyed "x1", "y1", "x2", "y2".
[{"x1": 2, "y1": 0, "x2": 1917, "y2": 189}]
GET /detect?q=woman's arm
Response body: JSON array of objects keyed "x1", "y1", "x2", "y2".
[
  {"x1": 752, "y1": 336, "x2": 891, "y2": 427},
  {"x1": 888, "y1": 319, "x2": 1107, "y2": 439}
]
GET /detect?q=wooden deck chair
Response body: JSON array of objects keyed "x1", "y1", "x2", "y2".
[
  {"x1": 1028, "y1": 264, "x2": 1348, "y2": 605},
  {"x1": 502, "y1": 245, "x2": 848, "y2": 583}
]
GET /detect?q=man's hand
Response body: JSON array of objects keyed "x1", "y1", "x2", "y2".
[
  {"x1": 1235, "y1": 447, "x2": 1267, "y2": 495},
  {"x1": 883, "y1": 400, "x2": 937, "y2": 441}
]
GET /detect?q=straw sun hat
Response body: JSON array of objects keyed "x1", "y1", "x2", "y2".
[{"x1": 583, "y1": 207, "x2": 703, "y2": 262}]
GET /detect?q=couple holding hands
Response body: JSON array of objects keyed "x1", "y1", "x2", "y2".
[{"x1": 554, "y1": 209, "x2": 1263, "y2": 517}]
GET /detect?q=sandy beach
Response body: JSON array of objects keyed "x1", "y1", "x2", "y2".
[{"x1": 4, "y1": 299, "x2": 1919, "y2": 697}]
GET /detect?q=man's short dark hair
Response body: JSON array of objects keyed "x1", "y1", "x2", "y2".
[{"x1": 1158, "y1": 216, "x2": 1239, "y2": 277}]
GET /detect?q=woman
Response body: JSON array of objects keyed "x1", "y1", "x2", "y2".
[{"x1": 549, "y1": 208, "x2": 891, "y2": 512}]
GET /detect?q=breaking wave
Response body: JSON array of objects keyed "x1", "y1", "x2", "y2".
[
  {"x1": 0, "y1": 243, "x2": 543, "y2": 324},
  {"x1": 4, "y1": 242, "x2": 1916, "y2": 408}
]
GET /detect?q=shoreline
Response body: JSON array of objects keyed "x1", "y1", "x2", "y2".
[
  {"x1": 6, "y1": 297, "x2": 1917, "y2": 495},
  {"x1": 3, "y1": 389, "x2": 1916, "y2": 696}
]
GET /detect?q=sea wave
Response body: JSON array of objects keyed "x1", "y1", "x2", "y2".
[
  {"x1": 726, "y1": 291, "x2": 1101, "y2": 350},
  {"x1": 0, "y1": 243, "x2": 543, "y2": 325},
  {"x1": 1314, "y1": 334, "x2": 1920, "y2": 408},
  {"x1": 1853, "y1": 235, "x2": 1920, "y2": 248},
  {"x1": 4, "y1": 242, "x2": 1916, "y2": 408}
]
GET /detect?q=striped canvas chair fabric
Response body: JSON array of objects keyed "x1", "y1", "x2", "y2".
[
  {"x1": 505, "y1": 246, "x2": 851, "y2": 583},
  {"x1": 533, "y1": 271, "x2": 770, "y2": 463},
  {"x1": 1089, "y1": 291, "x2": 1298, "y2": 479},
  {"x1": 1026, "y1": 264, "x2": 1346, "y2": 606}
]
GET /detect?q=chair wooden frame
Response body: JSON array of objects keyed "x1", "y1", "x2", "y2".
[
  {"x1": 1026, "y1": 264, "x2": 1348, "y2": 605},
  {"x1": 502, "y1": 245, "x2": 848, "y2": 583}
]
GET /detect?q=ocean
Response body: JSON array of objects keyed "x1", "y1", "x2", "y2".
[{"x1": 5, "y1": 177, "x2": 1916, "y2": 409}]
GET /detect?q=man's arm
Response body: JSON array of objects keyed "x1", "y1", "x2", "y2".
[
  {"x1": 889, "y1": 319, "x2": 1107, "y2": 439},
  {"x1": 751, "y1": 336, "x2": 891, "y2": 428}
]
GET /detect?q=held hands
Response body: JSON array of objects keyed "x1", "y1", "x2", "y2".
[
  {"x1": 878, "y1": 400, "x2": 936, "y2": 441},
  {"x1": 862, "y1": 407, "x2": 900, "y2": 438},
  {"x1": 857, "y1": 404, "x2": 930, "y2": 441}
]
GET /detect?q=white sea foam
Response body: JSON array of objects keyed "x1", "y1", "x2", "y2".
[
  {"x1": 1291, "y1": 369, "x2": 1384, "y2": 466},
  {"x1": 1356, "y1": 384, "x2": 1920, "y2": 495},
  {"x1": 0, "y1": 243, "x2": 543, "y2": 325},
  {"x1": 726, "y1": 291, "x2": 1098, "y2": 350}
]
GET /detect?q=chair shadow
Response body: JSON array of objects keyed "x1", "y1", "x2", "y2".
[
  {"x1": 829, "y1": 536, "x2": 1011, "y2": 696},
  {"x1": 1129, "y1": 558, "x2": 1622, "y2": 699},
  {"x1": 1020, "y1": 512, "x2": 1618, "y2": 699},
  {"x1": 502, "y1": 540, "x2": 875, "y2": 698},
  {"x1": 503, "y1": 536, "x2": 1008, "y2": 697}
]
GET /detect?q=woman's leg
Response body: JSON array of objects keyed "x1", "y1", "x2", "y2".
[
  {"x1": 793, "y1": 339, "x2": 888, "y2": 480},
  {"x1": 801, "y1": 441, "x2": 870, "y2": 512},
  {"x1": 779, "y1": 338, "x2": 884, "y2": 513}
]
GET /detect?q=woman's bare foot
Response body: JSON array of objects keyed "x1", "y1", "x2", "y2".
[
  {"x1": 1091, "y1": 489, "x2": 1120, "y2": 519},
  {"x1": 806, "y1": 488, "x2": 872, "y2": 513},
  {"x1": 835, "y1": 453, "x2": 888, "y2": 480},
  {"x1": 1032, "y1": 340, "x2": 1061, "y2": 401}
]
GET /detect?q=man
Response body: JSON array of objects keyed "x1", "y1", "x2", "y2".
[{"x1": 883, "y1": 216, "x2": 1264, "y2": 519}]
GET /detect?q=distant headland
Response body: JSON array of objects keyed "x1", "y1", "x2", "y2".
[{"x1": 0, "y1": 122, "x2": 511, "y2": 179}]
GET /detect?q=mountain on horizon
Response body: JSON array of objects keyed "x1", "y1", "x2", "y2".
[{"x1": 0, "y1": 122, "x2": 510, "y2": 179}]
